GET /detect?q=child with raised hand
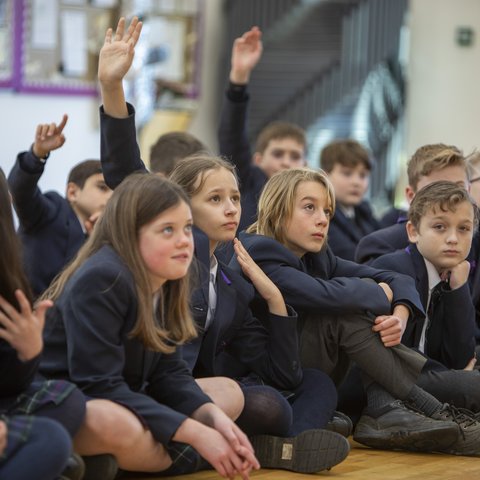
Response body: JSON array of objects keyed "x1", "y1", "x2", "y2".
[
  {"x1": 40, "y1": 172, "x2": 258, "y2": 479},
  {"x1": 8, "y1": 114, "x2": 112, "y2": 297},
  {"x1": 231, "y1": 167, "x2": 480, "y2": 456},
  {"x1": 0, "y1": 167, "x2": 85, "y2": 480}
]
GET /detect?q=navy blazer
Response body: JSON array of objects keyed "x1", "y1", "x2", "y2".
[
  {"x1": 40, "y1": 246, "x2": 211, "y2": 445},
  {"x1": 354, "y1": 221, "x2": 408, "y2": 265},
  {"x1": 372, "y1": 245, "x2": 476, "y2": 369},
  {"x1": 183, "y1": 229, "x2": 302, "y2": 390},
  {"x1": 100, "y1": 107, "x2": 302, "y2": 390},
  {"x1": 328, "y1": 201, "x2": 380, "y2": 261},
  {"x1": 230, "y1": 233, "x2": 424, "y2": 318},
  {"x1": 8, "y1": 151, "x2": 85, "y2": 297},
  {"x1": 218, "y1": 86, "x2": 267, "y2": 232}
]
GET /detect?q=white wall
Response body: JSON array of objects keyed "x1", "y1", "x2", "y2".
[
  {"x1": 405, "y1": 0, "x2": 480, "y2": 156},
  {"x1": 0, "y1": 92, "x2": 101, "y2": 194}
]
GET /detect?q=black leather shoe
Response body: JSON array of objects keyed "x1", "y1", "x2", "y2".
[
  {"x1": 432, "y1": 404, "x2": 480, "y2": 456},
  {"x1": 354, "y1": 400, "x2": 458, "y2": 452},
  {"x1": 82, "y1": 454, "x2": 118, "y2": 480},
  {"x1": 60, "y1": 453, "x2": 85, "y2": 480},
  {"x1": 326, "y1": 411, "x2": 353, "y2": 437},
  {"x1": 251, "y1": 429, "x2": 350, "y2": 473}
]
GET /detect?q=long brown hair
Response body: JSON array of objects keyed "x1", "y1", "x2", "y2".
[
  {"x1": 0, "y1": 168, "x2": 33, "y2": 309},
  {"x1": 248, "y1": 168, "x2": 336, "y2": 246},
  {"x1": 43, "y1": 173, "x2": 197, "y2": 353}
]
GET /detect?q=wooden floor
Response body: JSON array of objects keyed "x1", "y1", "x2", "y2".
[{"x1": 127, "y1": 439, "x2": 480, "y2": 480}]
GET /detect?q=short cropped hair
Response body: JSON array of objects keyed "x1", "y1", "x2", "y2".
[
  {"x1": 255, "y1": 122, "x2": 306, "y2": 155},
  {"x1": 407, "y1": 144, "x2": 466, "y2": 192},
  {"x1": 150, "y1": 132, "x2": 208, "y2": 175},
  {"x1": 320, "y1": 139, "x2": 373, "y2": 172},
  {"x1": 408, "y1": 180, "x2": 478, "y2": 230},
  {"x1": 466, "y1": 151, "x2": 480, "y2": 183},
  {"x1": 67, "y1": 160, "x2": 103, "y2": 188}
]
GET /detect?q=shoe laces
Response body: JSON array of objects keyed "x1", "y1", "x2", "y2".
[{"x1": 438, "y1": 404, "x2": 478, "y2": 438}]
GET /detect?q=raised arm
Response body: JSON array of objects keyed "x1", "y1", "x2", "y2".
[
  {"x1": 98, "y1": 17, "x2": 142, "y2": 119},
  {"x1": 218, "y1": 27, "x2": 263, "y2": 182},
  {"x1": 8, "y1": 115, "x2": 68, "y2": 232}
]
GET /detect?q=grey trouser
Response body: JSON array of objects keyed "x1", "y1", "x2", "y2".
[{"x1": 299, "y1": 312, "x2": 426, "y2": 399}]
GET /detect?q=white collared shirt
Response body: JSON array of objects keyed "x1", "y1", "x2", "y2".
[{"x1": 205, "y1": 255, "x2": 219, "y2": 331}]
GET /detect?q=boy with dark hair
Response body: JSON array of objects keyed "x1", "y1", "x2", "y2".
[
  {"x1": 218, "y1": 26, "x2": 307, "y2": 231},
  {"x1": 320, "y1": 139, "x2": 380, "y2": 260},
  {"x1": 8, "y1": 115, "x2": 112, "y2": 296},
  {"x1": 149, "y1": 131, "x2": 209, "y2": 176},
  {"x1": 372, "y1": 181, "x2": 480, "y2": 411}
]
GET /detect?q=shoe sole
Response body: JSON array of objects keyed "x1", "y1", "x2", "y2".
[
  {"x1": 354, "y1": 420, "x2": 459, "y2": 452},
  {"x1": 251, "y1": 429, "x2": 350, "y2": 473}
]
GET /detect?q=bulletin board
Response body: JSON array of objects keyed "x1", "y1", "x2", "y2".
[
  {"x1": 14, "y1": 0, "x2": 119, "y2": 95},
  {"x1": 0, "y1": 0, "x2": 14, "y2": 87}
]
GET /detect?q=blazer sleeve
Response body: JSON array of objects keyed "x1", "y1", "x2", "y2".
[
  {"x1": 62, "y1": 261, "x2": 210, "y2": 444},
  {"x1": 239, "y1": 235, "x2": 423, "y2": 316},
  {"x1": 100, "y1": 103, "x2": 148, "y2": 190},
  {"x1": 0, "y1": 340, "x2": 40, "y2": 397},
  {"x1": 434, "y1": 284, "x2": 476, "y2": 369},
  {"x1": 7, "y1": 150, "x2": 61, "y2": 232},
  {"x1": 218, "y1": 85, "x2": 255, "y2": 184}
]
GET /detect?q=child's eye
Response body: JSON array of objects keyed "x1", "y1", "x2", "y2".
[
  {"x1": 232, "y1": 195, "x2": 241, "y2": 203},
  {"x1": 459, "y1": 225, "x2": 471, "y2": 233},
  {"x1": 162, "y1": 226, "x2": 173, "y2": 234},
  {"x1": 433, "y1": 224, "x2": 445, "y2": 231},
  {"x1": 304, "y1": 204, "x2": 314, "y2": 211},
  {"x1": 209, "y1": 195, "x2": 221, "y2": 203},
  {"x1": 324, "y1": 209, "x2": 332, "y2": 217},
  {"x1": 184, "y1": 224, "x2": 193, "y2": 234}
]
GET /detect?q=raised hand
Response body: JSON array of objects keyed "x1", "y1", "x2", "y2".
[
  {"x1": 98, "y1": 16, "x2": 143, "y2": 87},
  {"x1": 98, "y1": 17, "x2": 142, "y2": 118},
  {"x1": 234, "y1": 238, "x2": 287, "y2": 316},
  {"x1": 230, "y1": 26, "x2": 263, "y2": 84},
  {"x1": 32, "y1": 114, "x2": 68, "y2": 159},
  {"x1": 0, "y1": 290, "x2": 52, "y2": 361}
]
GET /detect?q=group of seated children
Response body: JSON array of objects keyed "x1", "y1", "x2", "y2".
[{"x1": 2, "y1": 15, "x2": 480, "y2": 480}]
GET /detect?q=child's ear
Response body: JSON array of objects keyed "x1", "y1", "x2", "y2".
[
  {"x1": 253, "y1": 152, "x2": 263, "y2": 166},
  {"x1": 66, "y1": 182, "x2": 79, "y2": 203},
  {"x1": 406, "y1": 220, "x2": 419, "y2": 243},
  {"x1": 405, "y1": 186, "x2": 415, "y2": 204}
]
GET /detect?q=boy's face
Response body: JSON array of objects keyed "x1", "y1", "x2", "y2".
[
  {"x1": 406, "y1": 165, "x2": 468, "y2": 203},
  {"x1": 67, "y1": 173, "x2": 112, "y2": 223},
  {"x1": 327, "y1": 163, "x2": 370, "y2": 207},
  {"x1": 254, "y1": 137, "x2": 305, "y2": 178},
  {"x1": 283, "y1": 180, "x2": 332, "y2": 257},
  {"x1": 406, "y1": 201, "x2": 475, "y2": 272}
]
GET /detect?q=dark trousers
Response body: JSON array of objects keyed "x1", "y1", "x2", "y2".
[{"x1": 299, "y1": 312, "x2": 426, "y2": 399}]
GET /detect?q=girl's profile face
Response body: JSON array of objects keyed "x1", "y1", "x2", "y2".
[
  {"x1": 190, "y1": 168, "x2": 241, "y2": 250},
  {"x1": 138, "y1": 201, "x2": 194, "y2": 292},
  {"x1": 283, "y1": 181, "x2": 332, "y2": 257}
]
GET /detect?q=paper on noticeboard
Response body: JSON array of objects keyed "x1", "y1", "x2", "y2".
[{"x1": 60, "y1": 9, "x2": 87, "y2": 76}]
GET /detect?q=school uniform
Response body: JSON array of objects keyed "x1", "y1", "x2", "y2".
[
  {"x1": 230, "y1": 232, "x2": 428, "y2": 400},
  {"x1": 218, "y1": 83, "x2": 268, "y2": 232},
  {"x1": 328, "y1": 201, "x2": 380, "y2": 261},
  {"x1": 8, "y1": 150, "x2": 85, "y2": 297},
  {"x1": 371, "y1": 244, "x2": 476, "y2": 369},
  {"x1": 100, "y1": 106, "x2": 337, "y2": 431},
  {"x1": 40, "y1": 245, "x2": 212, "y2": 445},
  {"x1": 355, "y1": 220, "x2": 480, "y2": 344}
]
